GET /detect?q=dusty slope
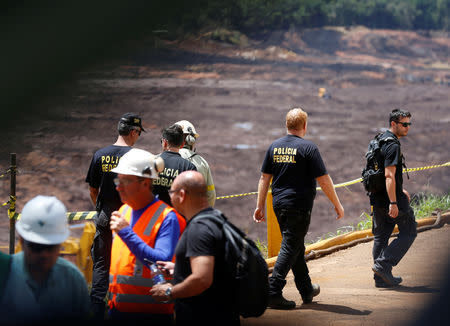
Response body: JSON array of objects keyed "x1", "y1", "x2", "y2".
[{"x1": 0, "y1": 27, "x2": 449, "y2": 246}]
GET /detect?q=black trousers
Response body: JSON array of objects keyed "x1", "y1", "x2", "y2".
[
  {"x1": 269, "y1": 205, "x2": 313, "y2": 298},
  {"x1": 372, "y1": 205, "x2": 417, "y2": 281},
  {"x1": 90, "y1": 207, "x2": 113, "y2": 309}
]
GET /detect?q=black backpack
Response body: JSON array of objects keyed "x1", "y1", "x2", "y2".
[
  {"x1": 361, "y1": 132, "x2": 399, "y2": 194},
  {"x1": 196, "y1": 210, "x2": 269, "y2": 318}
]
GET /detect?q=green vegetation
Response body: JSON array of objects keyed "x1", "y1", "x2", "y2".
[
  {"x1": 411, "y1": 193, "x2": 450, "y2": 219},
  {"x1": 255, "y1": 238, "x2": 269, "y2": 260},
  {"x1": 256, "y1": 193, "x2": 450, "y2": 258},
  {"x1": 157, "y1": 0, "x2": 450, "y2": 36}
]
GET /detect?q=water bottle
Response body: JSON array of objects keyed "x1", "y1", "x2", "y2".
[{"x1": 144, "y1": 258, "x2": 166, "y2": 285}]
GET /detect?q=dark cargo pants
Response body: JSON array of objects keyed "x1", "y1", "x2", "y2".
[
  {"x1": 269, "y1": 205, "x2": 314, "y2": 298},
  {"x1": 90, "y1": 207, "x2": 114, "y2": 315},
  {"x1": 372, "y1": 205, "x2": 417, "y2": 281}
]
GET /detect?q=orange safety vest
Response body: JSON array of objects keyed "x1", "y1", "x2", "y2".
[{"x1": 108, "y1": 200, "x2": 186, "y2": 314}]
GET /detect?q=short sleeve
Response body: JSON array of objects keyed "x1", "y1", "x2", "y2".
[
  {"x1": 309, "y1": 146, "x2": 328, "y2": 178},
  {"x1": 85, "y1": 154, "x2": 101, "y2": 188},
  {"x1": 383, "y1": 142, "x2": 400, "y2": 168},
  {"x1": 185, "y1": 221, "x2": 219, "y2": 257},
  {"x1": 261, "y1": 147, "x2": 273, "y2": 174}
]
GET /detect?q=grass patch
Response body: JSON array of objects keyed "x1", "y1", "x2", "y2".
[{"x1": 411, "y1": 193, "x2": 450, "y2": 219}]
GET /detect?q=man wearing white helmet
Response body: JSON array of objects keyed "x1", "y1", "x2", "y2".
[
  {"x1": 175, "y1": 120, "x2": 216, "y2": 207},
  {"x1": 0, "y1": 195, "x2": 90, "y2": 325},
  {"x1": 108, "y1": 148, "x2": 186, "y2": 323}
]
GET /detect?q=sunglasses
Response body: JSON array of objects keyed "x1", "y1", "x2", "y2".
[
  {"x1": 395, "y1": 121, "x2": 411, "y2": 127},
  {"x1": 114, "y1": 177, "x2": 141, "y2": 187},
  {"x1": 24, "y1": 240, "x2": 59, "y2": 252}
]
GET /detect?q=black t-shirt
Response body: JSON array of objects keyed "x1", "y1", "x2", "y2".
[
  {"x1": 261, "y1": 134, "x2": 327, "y2": 209},
  {"x1": 85, "y1": 145, "x2": 131, "y2": 210},
  {"x1": 370, "y1": 130, "x2": 408, "y2": 210},
  {"x1": 173, "y1": 208, "x2": 239, "y2": 326},
  {"x1": 152, "y1": 151, "x2": 196, "y2": 206}
]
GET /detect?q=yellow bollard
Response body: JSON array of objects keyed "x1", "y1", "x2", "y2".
[
  {"x1": 60, "y1": 237, "x2": 81, "y2": 266},
  {"x1": 266, "y1": 190, "x2": 282, "y2": 258},
  {"x1": 78, "y1": 221, "x2": 95, "y2": 285}
]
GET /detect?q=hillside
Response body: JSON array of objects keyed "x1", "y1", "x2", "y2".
[{"x1": 0, "y1": 26, "x2": 449, "y2": 245}]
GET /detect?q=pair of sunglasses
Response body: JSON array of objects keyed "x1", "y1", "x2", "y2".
[{"x1": 395, "y1": 121, "x2": 412, "y2": 127}]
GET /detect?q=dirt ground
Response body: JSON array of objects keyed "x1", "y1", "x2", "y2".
[
  {"x1": 242, "y1": 224, "x2": 450, "y2": 326},
  {"x1": 0, "y1": 27, "x2": 449, "y2": 246}
]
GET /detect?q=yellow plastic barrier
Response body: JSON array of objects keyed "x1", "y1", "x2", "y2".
[
  {"x1": 266, "y1": 190, "x2": 282, "y2": 258},
  {"x1": 266, "y1": 215, "x2": 446, "y2": 268},
  {"x1": 12, "y1": 223, "x2": 95, "y2": 284},
  {"x1": 78, "y1": 222, "x2": 95, "y2": 284}
]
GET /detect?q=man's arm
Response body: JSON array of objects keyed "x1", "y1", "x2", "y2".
[
  {"x1": 110, "y1": 211, "x2": 180, "y2": 262},
  {"x1": 89, "y1": 186, "x2": 99, "y2": 207},
  {"x1": 150, "y1": 255, "x2": 214, "y2": 301},
  {"x1": 253, "y1": 173, "x2": 272, "y2": 223},
  {"x1": 385, "y1": 165, "x2": 399, "y2": 218},
  {"x1": 316, "y1": 174, "x2": 344, "y2": 220}
]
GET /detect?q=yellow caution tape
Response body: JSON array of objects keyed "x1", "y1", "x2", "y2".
[
  {"x1": 216, "y1": 161, "x2": 450, "y2": 198},
  {"x1": 2, "y1": 195, "x2": 16, "y2": 220},
  {"x1": 216, "y1": 191, "x2": 258, "y2": 200},
  {"x1": 4, "y1": 162, "x2": 449, "y2": 217},
  {"x1": 13, "y1": 211, "x2": 98, "y2": 222},
  {"x1": 403, "y1": 161, "x2": 450, "y2": 173}
]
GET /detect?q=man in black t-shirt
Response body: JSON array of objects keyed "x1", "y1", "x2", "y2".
[
  {"x1": 253, "y1": 108, "x2": 344, "y2": 309},
  {"x1": 85, "y1": 112, "x2": 144, "y2": 318},
  {"x1": 153, "y1": 124, "x2": 197, "y2": 206},
  {"x1": 370, "y1": 109, "x2": 417, "y2": 288},
  {"x1": 150, "y1": 171, "x2": 240, "y2": 326}
]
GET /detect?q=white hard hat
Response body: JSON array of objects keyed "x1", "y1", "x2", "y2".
[
  {"x1": 175, "y1": 120, "x2": 199, "y2": 138},
  {"x1": 16, "y1": 195, "x2": 70, "y2": 245},
  {"x1": 111, "y1": 148, "x2": 164, "y2": 179}
]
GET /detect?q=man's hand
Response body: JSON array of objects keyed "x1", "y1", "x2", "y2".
[
  {"x1": 335, "y1": 204, "x2": 344, "y2": 220},
  {"x1": 110, "y1": 211, "x2": 129, "y2": 232},
  {"x1": 389, "y1": 204, "x2": 399, "y2": 218},
  {"x1": 150, "y1": 283, "x2": 172, "y2": 302},
  {"x1": 156, "y1": 261, "x2": 175, "y2": 278},
  {"x1": 253, "y1": 207, "x2": 265, "y2": 223}
]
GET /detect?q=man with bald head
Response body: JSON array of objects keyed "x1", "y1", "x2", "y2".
[{"x1": 150, "y1": 171, "x2": 240, "y2": 326}]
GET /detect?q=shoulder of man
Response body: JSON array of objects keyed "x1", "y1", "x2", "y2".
[
  {"x1": 190, "y1": 209, "x2": 223, "y2": 229},
  {"x1": 54, "y1": 257, "x2": 88, "y2": 283}
]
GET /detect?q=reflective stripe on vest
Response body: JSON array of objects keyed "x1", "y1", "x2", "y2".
[{"x1": 115, "y1": 293, "x2": 161, "y2": 304}]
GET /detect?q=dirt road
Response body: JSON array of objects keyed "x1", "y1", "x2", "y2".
[{"x1": 242, "y1": 225, "x2": 450, "y2": 326}]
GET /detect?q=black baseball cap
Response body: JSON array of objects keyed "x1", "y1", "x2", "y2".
[{"x1": 120, "y1": 113, "x2": 145, "y2": 132}]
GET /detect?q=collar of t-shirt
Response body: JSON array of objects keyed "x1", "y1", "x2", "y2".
[
  {"x1": 189, "y1": 207, "x2": 215, "y2": 225},
  {"x1": 130, "y1": 198, "x2": 158, "y2": 228},
  {"x1": 385, "y1": 129, "x2": 398, "y2": 140}
]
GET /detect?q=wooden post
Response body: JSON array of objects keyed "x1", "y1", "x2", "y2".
[{"x1": 9, "y1": 153, "x2": 16, "y2": 254}]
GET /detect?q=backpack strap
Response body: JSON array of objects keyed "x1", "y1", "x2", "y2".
[
  {"x1": 378, "y1": 133, "x2": 408, "y2": 178},
  {"x1": 0, "y1": 252, "x2": 11, "y2": 300},
  {"x1": 187, "y1": 152, "x2": 198, "y2": 160}
]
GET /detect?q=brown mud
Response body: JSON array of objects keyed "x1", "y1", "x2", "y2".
[{"x1": 0, "y1": 27, "x2": 449, "y2": 246}]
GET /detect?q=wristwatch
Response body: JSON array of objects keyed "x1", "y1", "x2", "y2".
[
  {"x1": 390, "y1": 202, "x2": 397, "y2": 205},
  {"x1": 165, "y1": 286, "x2": 173, "y2": 300}
]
